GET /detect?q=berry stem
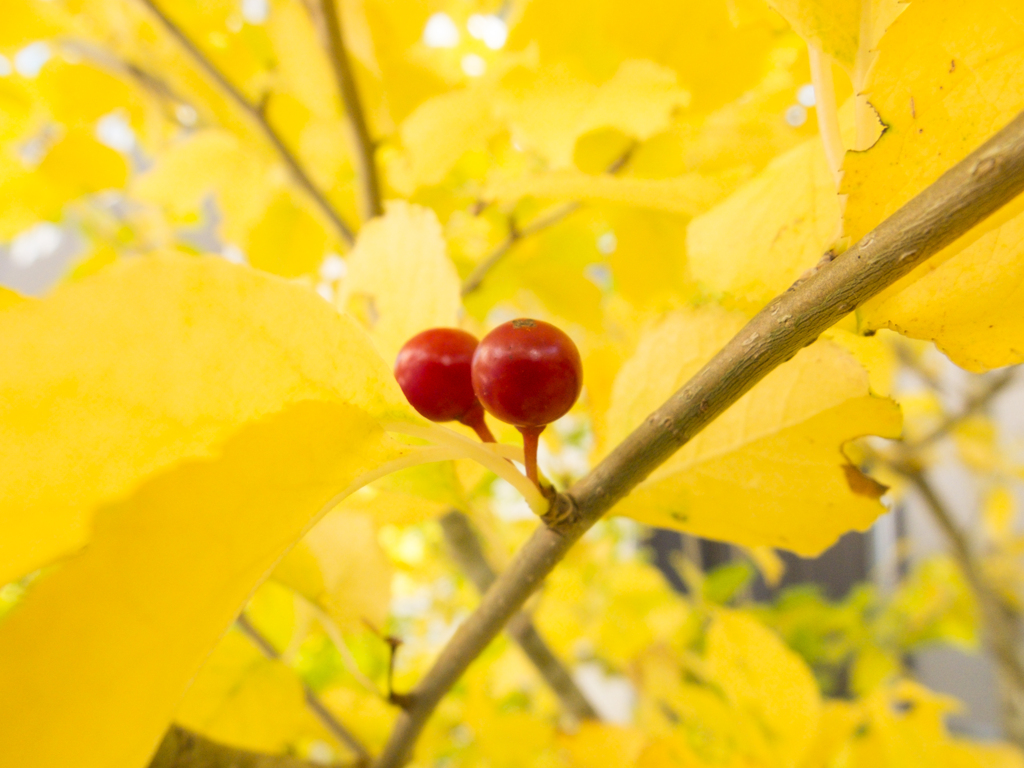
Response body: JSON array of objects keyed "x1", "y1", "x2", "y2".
[
  {"x1": 518, "y1": 426, "x2": 545, "y2": 487},
  {"x1": 460, "y1": 402, "x2": 496, "y2": 444}
]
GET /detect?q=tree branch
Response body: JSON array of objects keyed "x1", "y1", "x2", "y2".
[
  {"x1": 894, "y1": 466, "x2": 1024, "y2": 746},
  {"x1": 235, "y1": 614, "x2": 371, "y2": 765},
  {"x1": 133, "y1": 0, "x2": 357, "y2": 246},
  {"x1": 319, "y1": 0, "x2": 383, "y2": 221},
  {"x1": 438, "y1": 510, "x2": 598, "y2": 721},
  {"x1": 372, "y1": 108, "x2": 1024, "y2": 768},
  {"x1": 461, "y1": 147, "x2": 635, "y2": 297},
  {"x1": 150, "y1": 725, "x2": 348, "y2": 768}
]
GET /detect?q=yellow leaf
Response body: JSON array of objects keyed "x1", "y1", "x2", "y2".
[
  {"x1": 860, "y1": 210, "x2": 1024, "y2": 371},
  {"x1": 273, "y1": 510, "x2": 393, "y2": 631},
  {"x1": 507, "y1": 0, "x2": 781, "y2": 113},
  {"x1": 0, "y1": 254, "x2": 407, "y2": 585},
  {"x1": 0, "y1": 131, "x2": 128, "y2": 236},
  {"x1": 132, "y1": 130, "x2": 275, "y2": 238},
  {"x1": 267, "y1": 0, "x2": 337, "y2": 120},
  {"x1": 763, "y1": 0, "x2": 902, "y2": 74},
  {"x1": 688, "y1": 138, "x2": 840, "y2": 313},
  {"x1": 391, "y1": 86, "x2": 499, "y2": 192},
  {"x1": 338, "y1": 201, "x2": 461, "y2": 362},
  {"x1": 39, "y1": 129, "x2": 127, "y2": 193},
  {"x1": 175, "y1": 629, "x2": 330, "y2": 753},
  {"x1": 984, "y1": 486, "x2": 1016, "y2": 540},
  {"x1": 574, "y1": 59, "x2": 690, "y2": 143},
  {"x1": 844, "y1": 0, "x2": 1024, "y2": 370},
  {"x1": 0, "y1": 285, "x2": 25, "y2": 309},
  {"x1": 0, "y1": 77, "x2": 36, "y2": 142},
  {"x1": 559, "y1": 722, "x2": 647, "y2": 767},
  {"x1": 605, "y1": 306, "x2": 901, "y2": 555},
  {"x1": 0, "y1": 400, "x2": 404, "y2": 768},
  {"x1": 246, "y1": 191, "x2": 329, "y2": 277},
  {"x1": 496, "y1": 59, "x2": 689, "y2": 168},
  {"x1": 489, "y1": 169, "x2": 737, "y2": 218},
  {"x1": 36, "y1": 59, "x2": 144, "y2": 128},
  {"x1": 844, "y1": 0, "x2": 1024, "y2": 242},
  {"x1": 706, "y1": 609, "x2": 821, "y2": 765}
]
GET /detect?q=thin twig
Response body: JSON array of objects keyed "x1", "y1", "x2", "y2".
[
  {"x1": 133, "y1": 0, "x2": 357, "y2": 245},
  {"x1": 319, "y1": 0, "x2": 383, "y2": 221},
  {"x1": 893, "y1": 342, "x2": 946, "y2": 392},
  {"x1": 915, "y1": 368, "x2": 1016, "y2": 448},
  {"x1": 371, "y1": 108, "x2": 1024, "y2": 768},
  {"x1": 236, "y1": 614, "x2": 371, "y2": 765},
  {"x1": 150, "y1": 725, "x2": 351, "y2": 768},
  {"x1": 461, "y1": 146, "x2": 635, "y2": 297},
  {"x1": 461, "y1": 203, "x2": 580, "y2": 297},
  {"x1": 438, "y1": 510, "x2": 599, "y2": 721},
  {"x1": 303, "y1": 600, "x2": 386, "y2": 698}
]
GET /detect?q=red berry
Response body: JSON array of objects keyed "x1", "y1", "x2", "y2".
[
  {"x1": 395, "y1": 328, "x2": 482, "y2": 423},
  {"x1": 471, "y1": 319, "x2": 583, "y2": 429}
]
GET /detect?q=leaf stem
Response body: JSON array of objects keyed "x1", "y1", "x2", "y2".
[
  {"x1": 382, "y1": 421, "x2": 545, "y2": 514},
  {"x1": 808, "y1": 43, "x2": 844, "y2": 187},
  {"x1": 370, "y1": 107, "x2": 1024, "y2": 768},
  {"x1": 133, "y1": 0, "x2": 357, "y2": 245},
  {"x1": 319, "y1": 0, "x2": 383, "y2": 221}
]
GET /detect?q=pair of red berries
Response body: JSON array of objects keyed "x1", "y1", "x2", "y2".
[{"x1": 394, "y1": 319, "x2": 583, "y2": 487}]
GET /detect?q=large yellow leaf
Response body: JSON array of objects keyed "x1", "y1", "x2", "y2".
[
  {"x1": 0, "y1": 256, "x2": 491, "y2": 768},
  {"x1": 845, "y1": 0, "x2": 1024, "y2": 370},
  {"x1": 604, "y1": 306, "x2": 900, "y2": 555},
  {"x1": 706, "y1": 609, "x2": 821, "y2": 765},
  {"x1": 688, "y1": 138, "x2": 840, "y2": 313},
  {"x1": 338, "y1": 201, "x2": 461, "y2": 363},
  {"x1": 0, "y1": 254, "x2": 407, "y2": 585},
  {"x1": 0, "y1": 400, "x2": 406, "y2": 768}
]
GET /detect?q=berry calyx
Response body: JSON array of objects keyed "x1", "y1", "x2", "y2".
[
  {"x1": 471, "y1": 318, "x2": 583, "y2": 485},
  {"x1": 394, "y1": 328, "x2": 495, "y2": 442}
]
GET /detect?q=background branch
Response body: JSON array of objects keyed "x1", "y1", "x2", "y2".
[
  {"x1": 372, "y1": 107, "x2": 1024, "y2": 768},
  {"x1": 319, "y1": 0, "x2": 383, "y2": 221},
  {"x1": 917, "y1": 368, "x2": 1016, "y2": 447},
  {"x1": 894, "y1": 466, "x2": 1024, "y2": 746},
  {"x1": 134, "y1": 0, "x2": 357, "y2": 245},
  {"x1": 235, "y1": 614, "x2": 371, "y2": 765},
  {"x1": 150, "y1": 725, "x2": 348, "y2": 768},
  {"x1": 438, "y1": 510, "x2": 599, "y2": 721}
]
